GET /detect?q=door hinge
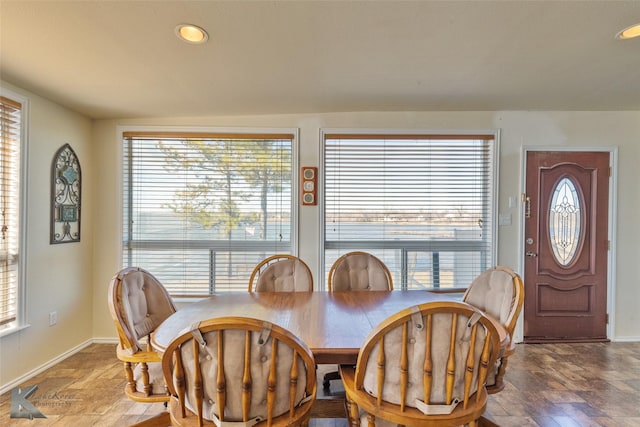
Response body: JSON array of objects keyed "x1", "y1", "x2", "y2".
[
  {"x1": 606, "y1": 313, "x2": 609, "y2": 324},
  {"x1": 608, "y1": 240, "x2": 611, "y2": 250}
]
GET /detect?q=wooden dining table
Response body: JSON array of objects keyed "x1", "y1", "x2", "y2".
[
  {"x1": 151, "y1": 290, "x2": 461, "y2": 364},
  {"x1": 151, "y1": 290, "x2": 506, "y2": 419}
]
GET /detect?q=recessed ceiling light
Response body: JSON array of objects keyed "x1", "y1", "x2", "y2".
[
  {"x1": 616, "y1": 23, "x2": 640, "y2": 40},
  {"x1": 175, "y1": 24, "x2": 209, "y2": 44}
]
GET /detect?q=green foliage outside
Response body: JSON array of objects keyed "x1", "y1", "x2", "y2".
[{"x1": 158, "y1": 138, "x2": 291, "y2": 240}]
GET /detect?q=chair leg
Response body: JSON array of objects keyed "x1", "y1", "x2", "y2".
[
  {"x1": 491, "y1": 357, "x2": 509, "y2": 393},
  {"x1": 323, "y1": 370, "x2": 341, "y2": 390},
  {"x1": 344, "y1": 393, "x2": 361, "y2": 427}
]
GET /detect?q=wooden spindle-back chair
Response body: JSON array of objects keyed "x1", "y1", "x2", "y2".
[
  {"x1": 327, "y1": 251, "x2": 393, "y2": 291},
  {"x1": 161, "y1": 316, "x2": 317, "y2": 427},
  {"x1": 462, "y1": 265, "x2": 524, "y2": 393},
  {"x1": 340, "y1": 301, "x2": 503, "y2": 427},
  {"x1": 248, "y1": 254, "x2": 314, "y2": 292},
  {"x1": 324, "y1": 251, "x2": 393, "y2": 391},
  {"x1": 107, "y1": 266, "x2": 177, "y2": 426}
]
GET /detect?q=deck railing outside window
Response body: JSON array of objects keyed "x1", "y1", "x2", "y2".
[{"x1": 322, "y1": 132, "x2": 497, "y2": 291}]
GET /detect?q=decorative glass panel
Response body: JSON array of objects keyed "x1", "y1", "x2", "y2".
[{"x1": 549, "y1": 177, "x2": 581, "y2": 266}]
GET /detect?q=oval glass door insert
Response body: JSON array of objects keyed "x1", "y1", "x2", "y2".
[{"x1": 549, "y1": 177, "x2": 581, "y2": 266}]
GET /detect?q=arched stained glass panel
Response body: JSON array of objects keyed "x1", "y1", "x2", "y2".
[
  {"x1": 51, "y1": 144, "x2": 81, "y2": 243},
  {"x1": 549, "y1": 177, "x2": 581, "y2": 266}
]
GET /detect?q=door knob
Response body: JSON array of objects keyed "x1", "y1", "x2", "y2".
[{"x1": 526, "y1": 251, "x2": 537, "y2": 257}]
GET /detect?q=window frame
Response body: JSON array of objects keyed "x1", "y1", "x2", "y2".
[
  {"x1": 319, "y1": 128, "x2": 499, "y2": 291},
  {"x1": 0, "y1": 89, "x2": 29, "y2": 337},
  {"x1": 118, "y1": 126, "x2": 300, "y2": 297}
]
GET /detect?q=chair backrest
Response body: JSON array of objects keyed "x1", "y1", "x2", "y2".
[
  {"x1": 328, "y1": 251, "x2": 393, "y2": 291},
  {"x1": 348, "y1": 301, "x2": 501, "y2": 426},
  {"x1": 248, "y1": 254, "x2": 313, "y2": 292},
  {"x1": 462, "y1": 265, "x2": 524, "y2": 340},
  {"x1": 108, "y1": 266, "x2": 177, "y2": 353},
  {"x1": 461, "y1": 266, "x2": 524, "y2": 393},
  {"x1": 162, "y1": 316, "x2": 316, "y2": 427}
]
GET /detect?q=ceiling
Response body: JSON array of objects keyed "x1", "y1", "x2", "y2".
[{"x1": 1, "y1": 1, "x2": 639, "y2": 120}]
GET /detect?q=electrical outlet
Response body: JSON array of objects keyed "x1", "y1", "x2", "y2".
[
  {"x1": 49, "y1": 311, "x2": 57, "y2": 326},
  {"x1": 499, "y1": 213, "x2": 512, "y2": 226}
]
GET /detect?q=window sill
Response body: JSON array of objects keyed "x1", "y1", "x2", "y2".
[{"x1": 0, "y1": 323, "x2": 31, "y2": 339}]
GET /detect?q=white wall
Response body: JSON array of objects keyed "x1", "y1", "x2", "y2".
[
  {"x1": 91, "y1": 111, "x2": 640, "y2": 342},
  {"x1": 0, "y1": 82, "x2": 94, "y2": 388}
]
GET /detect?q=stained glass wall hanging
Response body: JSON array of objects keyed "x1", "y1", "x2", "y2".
[{"x1": 51, "y1": 144, "x2": 81, "y2": 243}]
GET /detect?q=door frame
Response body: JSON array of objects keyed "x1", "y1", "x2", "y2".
[{"x1": 514, "y1": 146, "x2": 618, "y2": 343}]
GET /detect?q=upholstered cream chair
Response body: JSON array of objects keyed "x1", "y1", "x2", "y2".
[
  {"x1": 108, "y1": 266, "x2": 176, "y2": 426},
  {"x1": 462, "y1": 265, "x2": 524, "y2": 394},
  {"x1": 248, "y1": 254, "x2": 314, "y2": 292},
  {"x1": 340, "y1": 301, "x2": 503, "y2": 427},
  {"x1": 161, "y1": 316, "x2": 317, "y2": 427},
  {"x1": 327, "y1": 251, "x2": 393, "y2": 291},
  {"x1": 323, "y1": 252, "x2": 394, "y2": 391}
]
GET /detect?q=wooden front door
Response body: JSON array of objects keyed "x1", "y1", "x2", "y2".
[{"x1": 523, "y1": 151, "x2": 610, "y2": 343}]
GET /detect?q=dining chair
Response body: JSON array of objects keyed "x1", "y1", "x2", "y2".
[
  {"x1": 107, "y1": 266, "x2": 176, "y2": 426},
  {"x1": 462, "y1": 265, "x2": 524, "y2": 393},
  {"x1": 327, "y1": 251, "x2": 393, "y2": 291},
  {"x1": 248, "y1": 254, "x2": 314, "y2": 292},
  {"x1": 324, "y1": 251, "x2": 393, "y2": 391},
  {"x1": 161, "y1": 316, "x2": 317, "y2": 427},
  {"x1": 340, "y1": 301, "x2": 502, "y2": 427}
]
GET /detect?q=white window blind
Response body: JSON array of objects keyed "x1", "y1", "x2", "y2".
[
  {"x1": 122, "y1": 131, "x2": 294, "y2": 296},
  {"x1": 323, "y1": 133, "x2": 496, "y2": 290},
  {"x1": 0, "y1": 96, "x2": 22, "y2": 328}
]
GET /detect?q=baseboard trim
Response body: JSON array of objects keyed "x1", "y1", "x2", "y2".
[
  {"x1": 611, "y1": 336, "x2": 640, "y2": 342},
  {"x1": 92, "y1": 337, "x2": 119, "y2": 344},
  {"x1": 0, "y1": 338, "x2": 98, "y2": 395}
]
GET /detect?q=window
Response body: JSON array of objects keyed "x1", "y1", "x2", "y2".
[
  {"x1": 1, "y1": 94, "x2": 25, "y2": 332},
  {"x1": 549, "y1": 176, "x2": 581, "y2": 266},
  {"x1": 323, "y1": 131, "x2": 497, "y2": 291},
  {"x1": 122, "y1": 130, "x2": 296, "y2": 296}
]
